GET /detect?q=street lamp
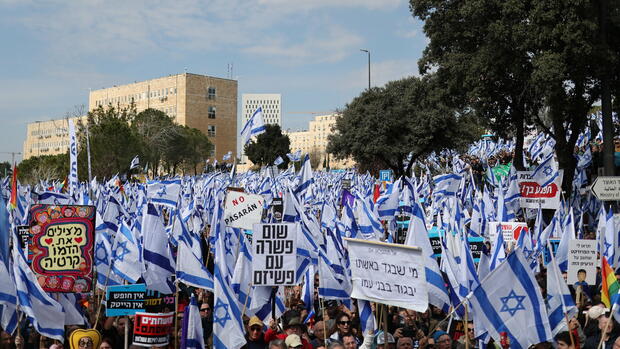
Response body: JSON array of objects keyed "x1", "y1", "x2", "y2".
[{"x1": 360, "y1": 49, "x2": 370, "y2": 89}]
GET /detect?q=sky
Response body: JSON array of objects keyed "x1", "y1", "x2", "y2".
[{"x1": 0, "y1": 0, "x2": 427, "y2": 163}]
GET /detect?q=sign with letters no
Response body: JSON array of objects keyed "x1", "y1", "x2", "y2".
[
  {"x1": 345, "y1": 238, "x2": 428, "y2": 312},
  {"x1": 28, "y1": 204, "x2": 95, "y2": 293},
  {"x1": 252, "y1": 223, "x2": 297, "y2": 286}
]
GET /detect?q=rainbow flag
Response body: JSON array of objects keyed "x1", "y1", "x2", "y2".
[
  {"x1": 8, "y1": 165, "x2": 17, "y2": 210},
  {"x1": 601, "y1": 256, "x2": 620, "y2": 308}
]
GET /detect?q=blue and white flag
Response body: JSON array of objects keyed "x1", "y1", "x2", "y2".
[
  {"x1": 0, "y1": 258, "x2": 17, "y2": 335},
  {"x1": 287, "y1": 150, "x2": 302, "y2": 162},
  {"x1": 357, "y1": 299, "x2": 377, "y2": 335},
  {"x1": 546, "y1": 251, "x2": 577, "y2": 336},
  {"x1": 295, "y1": 154, "x2": 314, "y2": 198},
  {"x1": 68, "y1": 118, "x2": 78, "y2": 197},
  {"x1": 147, "y1": 179, "x2": 182, "y2": 208},
  {"x1": 111, "y1": 221, "x2": 142, "y2": 284},
  {"x1": 130, "y1": 155, "x2": 140, "y2": 170},
  {"x1": 142, "y1": 204, "x2": 175, "y2": 294},
  {"x1": 183, "y1": 295, "x2": 205, "y2": 349},
  {"x1": 432, "y1": 174, "x2": 462, "y2": 198},
  {"x1": 58, "y1": 293, "x2": 88, "y2": 326},
  {"x1": 13, "y1": 246, "x2": 65, "y2": 341},
  {"x1": 223, "y1": 151, "x2": 232, "y2": 161},
  {"x1": 468, "y1": 249, "x2": 553, "y2": 349},
  {"x1": 531, "y1": 155, "x2": 559, "y2": 188},
  {"x1": 377, "y1": 179, "x2": 400, "y2": 220},
  {"x1": 176, "y1": 238, "x2": 214, "y2": 291},
  {"x1": 274, "y1": 156, "x2": 284, "y2": 166},
  {"x1": 241, "y1": 107, "x2": 266, "y2": 145}
]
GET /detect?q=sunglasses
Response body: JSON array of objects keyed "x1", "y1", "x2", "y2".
[
  {"x1": 338, "y1": 321, "x2": 351, "y2": 325},
  {"x1": 250, "y1": 326, "x2": 262, "y2": 332},
  {"x1": 200, "y1": 308, "x2": 211, "y2": 311}
]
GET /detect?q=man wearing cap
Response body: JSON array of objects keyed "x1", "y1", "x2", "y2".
[
  {"x1": 431, "y1": 331, "x2": 452, "y2": 349},
  {"x1": 375, "y1": 331, "x2": 396, "y2": 349},
  {"x1": 286, "y1": 335, "x2": 304, "y2": 349},
  {"x1": 265, "y1": 311, "x2": 313, "y2": 349},
  {"x1": 242, "y1": 316, "x2": 267, "y2": 349}
]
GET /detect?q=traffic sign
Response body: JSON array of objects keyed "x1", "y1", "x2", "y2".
[
  {"x1": 591, "y1": 176, "x2": 620, "y2": 201},
  {"x1": 379, "y1": 170, "x2": 393, "y2": 182}
]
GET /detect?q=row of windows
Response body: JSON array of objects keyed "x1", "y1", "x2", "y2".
[
  {"x1": 246, "y1": 99, "x2": 279, "y2": 105},
  {"x1": 94, "y1": 87, "x2": 178, "y2": 107},
  {"x1": 32, "y1": 140, "x2": 69, "y2": 149},
  {"x1": 30, "y1": 127, "x2": 68, "y2": 137}
]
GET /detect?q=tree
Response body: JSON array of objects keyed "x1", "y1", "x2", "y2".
[
  {"x1": 0, "y1": 162, "x2": 11, "y2": 177},
  {"x1": 328, "y1": 75, "x2": 482, "y2": 178},
  {"x1": 17, "y1": 154, "x2": 68, "y2": 184},
  {"x1": 244, "y1": 124, "x2": 291, "y2": 168},
  {"x1": 77, "y1": 104, "x2": 141, "y2": 180},
  {"x1": 131, "y1": 109, "x2": 177, "y2": 177}
]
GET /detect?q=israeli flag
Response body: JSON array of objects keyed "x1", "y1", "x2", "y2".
[
  {"x1": 142, "y1": 203, "x2": 175, "y2": 294},
  {"x1": 111, "y1": 221, "x2": 142, "y2": 284},
  {"x1": 531, "y1": 155, "x2": 559, "y2": 188},
  {"x1": 287, "y1": 150, "x2": 302, "y2": 162},
  {"x1": 468, "y1": 249, "x2": 553, "y2": 349},
  {"x1": 58, "y1": 294, "x2": 88, "y2": 326},
  {"x1": 183, "y1": 295, "x2": 205, "y2": 349},
  {"x1": 130, "y1": 155, "x2": 140, "y2": 170},
  {"x1": 358, "y1": 299, "x2": 377, "y2": 335},
  {"x1": 223, "y1": 151, "x2": 232, "y2": 161},
  {"x1": 0, "y1": 258, "x2": 18, "y2": 335},
  {"x1": 546, "y1": 251, "x2": 577, "y2": 335},
  {"x1": 240, "y1": 107, "x2": 266, "y2": 145},
  {"x1": 13, "y1": 246, "x2": 65, "y2": 342},
  {"x1": 274, "y1": 156, "x2": 284, "y2": 166},
  {"x1": 147, "y1": 179, "x2": 182, "y2": 208},
  {"x1": 176, "y1": 238, "x2": 214, "y2": 291},
  {"x1": 377, "y1": 179, "x2": 400, "y2": 220},
  {"x1": 68, "y1": 118, "x2": 78, "y2": 197},
  {"x1": 295, "y1": 154, "x2": 314, "y2": 197}
]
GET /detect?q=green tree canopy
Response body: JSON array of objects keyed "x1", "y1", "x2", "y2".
[
  {"x1": 244, "y1": 124, "x2": 291, "y2": 168},
  {"x1": 328, "y1": 75, "x2": 483, "y2": 177},
  {"x1": 18, "y1": 154, "x2": 68, "y2": 184}
]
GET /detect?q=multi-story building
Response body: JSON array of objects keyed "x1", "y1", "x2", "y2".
[
  {"x1": 23, "y1": 116, "x2": 87, "y2": 160},
  {"x1": 89, "y1": 73, "x2": 237, "y2": 160},
  {"x1": 241, "y1": 94, "x2": 281, "y2": 127},
  {"x1": 285, "y1": 113, "x2": 355, "y2": 169}
]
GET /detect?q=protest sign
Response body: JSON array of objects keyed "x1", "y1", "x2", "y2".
[
  {"x1": 132, "y1": 312, "x2": 174, "y2": 347},
  {"x1": 469, "y1": 236, "x2": 485, "y2": 263},
  {"x1": 144, "y1": 290, "x2": 176, "y2": 313},
  {"x1": 428, "y1": 229, "x2": 442, "y2": 259},
  {"x1": 17, "y1": 225, "x2": 30, "y2": 250},
  {"x1": 252, "y1": 223, "x2": 297, "y2": 286},
  {"x1": 517, "y1": 170, "x2": 563, "y2": 209},
  {"x1": 488, "y1": 222, "x2": 529, "y2": 243},
  {"x1": 271, "y1": 197, "x2": 283, "y2": 222},
  {"x1": 346, "y1": 238, "x2": 428, "y2": 312},
  {"x1": 106, "y1": 284, "x2": 146, "y2": 316},
  {"x1": 224, "y1": 188, "x2": 263, "y2": 230},
  {"x1": 28, "y1": 204, "x2": 95, "y2": 292},
  {"x1": 544, "y1": 239, "x2": 562, "y2": 265},
  {"x1": 567, "y1": 240, "x2": 597, "y2": 286}
]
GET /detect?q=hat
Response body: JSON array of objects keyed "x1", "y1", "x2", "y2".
[
  {"x1": 376, "y1": 331, "x2": 396, "y2": 345},
  {"x1": 283, "y1": 310, "x2": 303, "y2": 329},
  {"x1": 69, "y1": 329, "x2": 102, "y2": 349},
  {"x1": 249, "y1": 316, "x2": 263, "y2": 328},
  {"x1": 587, "y1": 305, "x2": 609, "y2": 320},
  {"x1": 433, "y1": 330, "x2": 449, "y2": 342},
  {"x1": 285, "y1": 334, "x2": 303, "y2": 348}
]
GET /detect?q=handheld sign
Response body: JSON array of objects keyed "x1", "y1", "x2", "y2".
[
  {"x1": 488, "y1": 222, "x2": 529, "y2": 243},
  {"x1": 517, "y1": 171, "x2": 563, "y2": 209},
  {"x1": 28, "y1": 204, "x2": 95, "y2": 293},
  {"x1": 133, "y1": 312, "x2": 174, "y2": 347},
  {"x1": 591, "y1": 176, "x2": 620, "y2": 201},
  {"x1": 252, "y1": 223, "x2": 297, "y2": 286},
  {"x1": 567, "y1": 240, "x2": 597, "y2": 286},
  {"x1": 106, "y1": 284, "x2": 147, "y2": 316},
  {"x1": 345, "y1": 238, "x2": 428, "y2": 312},
  {"x1": 224, "y1": 189, "x2": 263, "y2": 230}
]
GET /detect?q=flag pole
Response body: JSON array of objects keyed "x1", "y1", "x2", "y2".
[{"x1": 463, "y1": 302, "x2": 469, "y2": 349}]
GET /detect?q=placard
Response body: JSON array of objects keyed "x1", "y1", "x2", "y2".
[
  {"x1": 17, "y1": 225, "x2": 30, "y2": 250},
  {"x1": 106, "y1": 284, "x2": 146, "y2": 316},
  {"x1": 271, "y1": 197, "x2": 283, "y2": 222},
  {"x1": 132, "y1": 312, "x2": 174, "y2": 347},
  {"x1": 488, "y1": 222, "x2": 529, "y2": 243},
  {"x1": 144, "y1": 290, "x2": 176, "y2": 313},
  {"x1": 469, "y1": 236, "x2": 485, "y2": 263},
  {"x1": 567, "y1": 240, "x2": 597, "y2": 286},
  {"x1": 428, "y1": 230, "x2": 442, "y2": 259},
  {"x1": 224, "y1": 189, "x2": 264, "y2": 230},
  {"x1": 346, "y1": 238, "x2": 428, "y2": 312},
  {"x1": 517, "y1": 171, "x2": 563, "y2": 209},
  {"x1": 544, "y1": 239, "x2": 561, "y2": 265},
  {"x1": 28, "y1": 204, "x2": 95, "y2": 292},
  {"x1": 252, "y1": 223, "x2": 297, "y2": 286}
]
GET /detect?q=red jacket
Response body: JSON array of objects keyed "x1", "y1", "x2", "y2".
[{"x1": 264, "y1": 328, "x2": 313, "y2": 349}]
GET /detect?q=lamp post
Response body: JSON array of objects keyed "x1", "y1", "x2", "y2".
[{"x1": 360, "y1": 49, "x2": 370, "y2": 89}]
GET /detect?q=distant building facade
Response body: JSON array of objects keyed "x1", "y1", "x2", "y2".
[
  {"x1": 89, "y1": 73, "x2": 237, "y2": 160},
  {"x1": 23, "y1": 116, "x2": 87, "y2": 160}
]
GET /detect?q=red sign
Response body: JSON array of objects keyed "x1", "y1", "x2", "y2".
[
  {"x1": 29, "y1": 204, "x2": 95, "y2": 292},
  {"x1": 517, "y1": 171, "x2": 563, "y2": 209},
  {"x1": 133, "y1": 312, "x2": 174, "y2": 347}
]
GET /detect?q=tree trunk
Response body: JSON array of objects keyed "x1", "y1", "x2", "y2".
[{"x1": 512, "y1": 107, "x2": 526, "y2": 171}]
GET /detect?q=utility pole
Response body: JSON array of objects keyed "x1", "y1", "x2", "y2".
[{"x1": 360, "y1": 49, "x2": 370, "y2": 89}]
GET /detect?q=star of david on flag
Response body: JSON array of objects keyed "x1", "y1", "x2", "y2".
[{"x1": 468, "y1": 249, "x2": 552, "y2": 349}]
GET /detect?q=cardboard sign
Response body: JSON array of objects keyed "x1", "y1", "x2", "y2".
[
  {"x1": 224, "y1": 189, "x2": 263, "y2": 230},
  {"x1": 252, "y1": 223, "x2": 297, "y2": 286},
  {"x1": 28, "y1": 204, "x2": 95, "y2": 292},
  {"x1": 469, "y1": 236, "x2": 485, "y2": 263},
  {"x1": 517, "y1": 171, "x2": 563, "y2": 209},
  {"x1": 106, "y1": 284, "x2": 147, "y2": 316},
  {"x1": 144, "y1": 290, "x2": 176, "y2": 313},
  {"x1": 488, "y1": 222, "x2": 529, "y2": 243},
  {"x1": 17, "y1": 225, "x2": 30, "y2": 250},
  {"x1": 271, "y1": 197, "x2": 283, "y2": 222},
  {"x1": 567, "y1": 240, "x2": 597, "y2": 286},
  {"x1": 428, "y1": 229, "x2": 442, "y2": 259},
  {"x1": 132, "y1": 312, "x2": 174, "y2": 347},
  {"x1": 346, "y1": 238, "x2": 428, "y2": 312}
]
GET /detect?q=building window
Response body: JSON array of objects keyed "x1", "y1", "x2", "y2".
[
  {"x1": 210, "y1": 145, "x2": 216, "y2": 158},
  {"x1": 208, "y1": 106, "x2": 216, "y2": 119},
  {"x1": 208, "y1": 87, "x2": 216, "y2": 99},
  {"x1": 207, "y1": 125, "x2": 216, "y2": 137}
]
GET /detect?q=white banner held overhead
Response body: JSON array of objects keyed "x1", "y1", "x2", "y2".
[
  {"x1": 517, "y1": 170, "x2": 563, "y2": 209},
  {"x1": 252, "y1": 223, "x2": 297, "y2": 286},
  {"x1": 567, "y1": 239, "x2": 597, "y2": 286},
  {"x1": 345, "y1": 238, "x2": 428, "y2": 312},
  {"x1": 224, "y1": 189, "x2": 263, "y2": 230}
]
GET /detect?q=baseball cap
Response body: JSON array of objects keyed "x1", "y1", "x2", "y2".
[
  {"x1": 249, "y1": 316, "x2": 263, "y2": 328},
  {"x1": 433, "y1": 330, "x2": 449, "y2": 341},
  {"x1": 586, "y1": 305, "x2": 609, "y2": 320},
  {"x1": 376, "y1": 331, "x2": 396, "y2": 345},
  {"x1": 285, "y1": 334, "x2": 303, "y2": 348}
]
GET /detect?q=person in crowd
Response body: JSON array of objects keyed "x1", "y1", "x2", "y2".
[
  {"x1": 265, "y1": 310, "x2": 313, "y2": 349},
  {"x1": 311, "y1": 321, "x2": 327, "y2": 349},
  {"x1": 286, "y1": 335, "x2": 304, "y2": 349},
  {"x1": 270, "y1": 339, "x2": 288, "y2": 349},
  {"x1": 375, "y1": 331, "x2": 396, "y2": 349},
  {"x1": 329, "y1": 313, "x2": 359, "y2": 346},
  {"x1": 431, "y1": 331, "x2": 452, "y2": 349},
  {"x1": 614, "y1": 336, "x2": 620, "y2": 349},
  {"x1": 583, "y1": 315, "x2": 620, "y2": 349},
  {"x1": 342, "y1": 334, "x2": 357, "y2": 349},
  {"x1": 200, "y1": 301, "x2": 214, "y2": 345},
  {"x1": 555, "y1": 332, "x2": 574, "y2": 349},
  {"x1": 456, "y1": 322, "x2": 478, "y2": 349},
  {"x1": 243, "y1": 316, "x2": 267, "y2": 349},
  {"x1": 327, "y1": 342, "x2": 345, "y2": 349},
  {"x1": 97, "y1": 338, "x2": 113, "y2": 349},
  {"x1": 396, "y1": 337, "x2": 413, "y2": 349}
]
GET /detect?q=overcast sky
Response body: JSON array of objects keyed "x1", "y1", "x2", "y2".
[{"x1": 0, "y1": 0, "x2": 427, "y2": 163}]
